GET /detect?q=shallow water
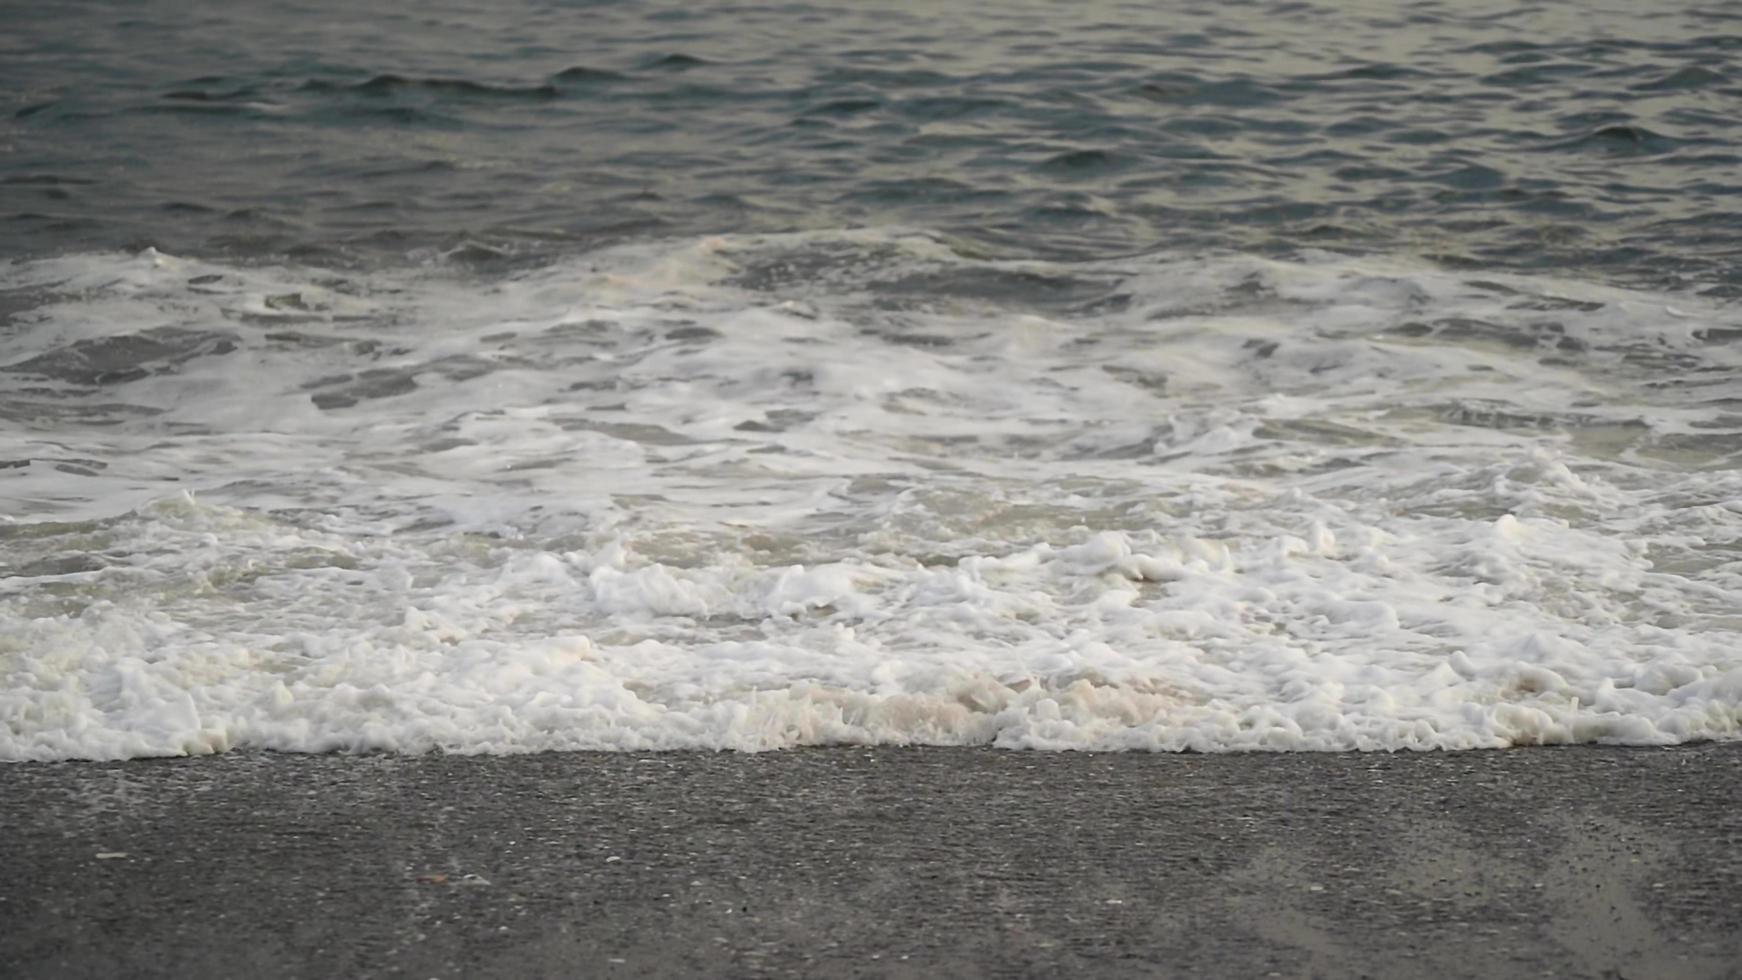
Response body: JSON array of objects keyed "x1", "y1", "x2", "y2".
[{"x1": 3, "y1": 1, "x2": 1741, "y2": 758}]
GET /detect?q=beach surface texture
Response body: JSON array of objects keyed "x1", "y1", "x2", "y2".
[{"x1": 5, "y1": 743, "x2": 1740, "y2": 979}]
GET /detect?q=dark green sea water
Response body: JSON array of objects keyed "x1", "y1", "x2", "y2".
[{"x1": 5, "y1": 0, "x2": 1741, "y2": 287}]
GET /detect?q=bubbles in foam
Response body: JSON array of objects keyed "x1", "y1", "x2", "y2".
[{"x1": 3, "y1": 231, "x2": 1740, "y2": 759}]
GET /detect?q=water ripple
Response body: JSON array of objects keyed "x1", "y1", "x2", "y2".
[{"x1": 2, "y1": 0, "x2": 1739, "y2": 287}]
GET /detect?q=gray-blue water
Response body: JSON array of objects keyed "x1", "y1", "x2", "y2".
[{"x1": 5, "y1": 0, "x2": 1740, "y2": 287}]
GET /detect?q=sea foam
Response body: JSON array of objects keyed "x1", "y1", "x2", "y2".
[{"x1": 3, "y1": 231, "x2": 1740, "y2": 759}]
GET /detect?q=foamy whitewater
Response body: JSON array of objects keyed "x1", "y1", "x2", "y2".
[{"x1": 4, "y1": 229, "x2": 1741, "y2": 760}]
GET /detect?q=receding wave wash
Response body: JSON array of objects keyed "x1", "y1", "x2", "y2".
[{"x1": 3, "y1": 231, "x2": 1739, "y2": 760}]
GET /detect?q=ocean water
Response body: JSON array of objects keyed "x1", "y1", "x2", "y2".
[{"x1": 4, "y1": 1, "x2": 1741, "y2": 760}]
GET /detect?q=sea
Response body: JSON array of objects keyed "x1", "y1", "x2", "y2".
[{"x1": 4, "y1": 0, "x2": 1741, "y2": 760}]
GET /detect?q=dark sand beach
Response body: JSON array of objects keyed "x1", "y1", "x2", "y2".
[{"x1": 4, "y1": 742, "x2": 1740, "y2": 979}]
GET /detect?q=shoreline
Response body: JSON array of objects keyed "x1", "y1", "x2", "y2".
[{"x1": 5, "y1": 741, "x2": 1741, "y2": 978}]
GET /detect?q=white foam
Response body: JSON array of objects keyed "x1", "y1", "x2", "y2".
[{"x1": 3, "y1": 231, "x2": 1740, "y2": 759}]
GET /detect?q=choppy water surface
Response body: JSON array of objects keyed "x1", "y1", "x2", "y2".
[
  {"x1": 7, "y1": 0, "x2": 1742, "y2": 285},
  {"x1": 3, "y1": 1, "x2": 1741, "y2": 759}
]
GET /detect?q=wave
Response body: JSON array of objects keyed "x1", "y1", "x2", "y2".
[
  {"x1": 3, "y1": 231, "x2": 1741, "y2": 759},
  {"x1": 300, "y1": 74, "x2": 562, "y2": 100}
]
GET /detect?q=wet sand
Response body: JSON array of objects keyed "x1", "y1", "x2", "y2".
[{"x1": 4, "y1": 742, "x2": 1740, "y2": 979}]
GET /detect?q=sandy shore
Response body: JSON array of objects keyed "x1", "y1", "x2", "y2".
[{"x1": 3, "y1": 742, "x2": 1740, "y2": 979}]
